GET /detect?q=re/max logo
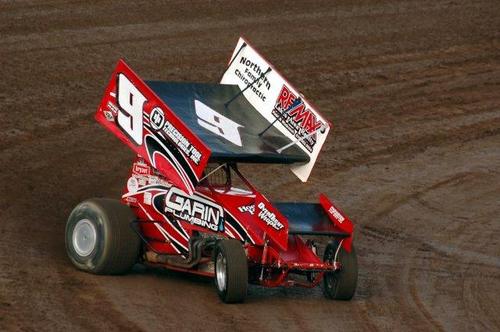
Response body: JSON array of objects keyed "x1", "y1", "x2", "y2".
[{"x1": 274, "y1": 85, "x2": 323, "y2": 134}]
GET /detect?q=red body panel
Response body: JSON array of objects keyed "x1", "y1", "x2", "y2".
[{"x1": 120, "y1": 157, "x2": 353, "y2": 285}]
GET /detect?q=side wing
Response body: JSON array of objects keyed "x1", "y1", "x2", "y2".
[
  {"x1": 95, "y1": 60, "x2": 211, "y2": 195},
  {"x1": 221, "y1": 37, "x2": 331, "y2": 182}
]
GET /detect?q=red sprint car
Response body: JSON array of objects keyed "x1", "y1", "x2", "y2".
[{"x1": 65, "y1": 37, "x2": 358, "y2": 303}]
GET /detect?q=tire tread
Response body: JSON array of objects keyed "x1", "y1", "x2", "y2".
[{"x1": 215, "y1": 239, "x2": 248, "y2": 303}]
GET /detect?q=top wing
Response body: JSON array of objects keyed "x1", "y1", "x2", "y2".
[
  {"x1": 96, "y1": 37, "x2": 329, "y2": 193},
  {"x1": 95, "y1": 60, "x2": 310, "y2": 195},
  {"x1": 145, "y1": 80, "x2": 309, "y2": 164}
]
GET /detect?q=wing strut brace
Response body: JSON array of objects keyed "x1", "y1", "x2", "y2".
[
  {"x1": 277, "y1": 125, "x2": 326, "y2": 154},
  {"x1": 224, "y1": 67, "x2": 272, "y2": 108}
]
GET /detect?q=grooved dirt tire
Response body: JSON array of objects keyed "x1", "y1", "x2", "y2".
[
  {"x1": 214, "y1": 239, "x2": 248, "y2": 303},
  {"x1": 65, "y1": 198, "x2": 140, "y2": 275},
  {"x1": 323, "y1": 240, "x2": 358, "y2": 300}
]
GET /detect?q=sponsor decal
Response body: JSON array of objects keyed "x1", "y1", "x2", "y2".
[
  {"x1": 328, "y1": 206, "x2": 345, "y2": 223},
  {"x1": 127, "y1": 176, "x2": 139, "y2": 193},
  {"x1": 147, "y1": 175, "x2": 170, "y2": 186},
  {"x1": 165, "y1": 187, "x2": 224, "y2": 232},
  {"x1": 150, "y1": 107, "x2": 165, "y2": 131},
  {"x1": 233, "y1": 56, "x2": 271, "y2": 102},
  {"x1": 238, "y1": 204, "x2": 255, "y2": 215},
  {"x1": 239, "y1": 57, "x2": 271, "y2": 90},
  {"x1": 106, "y1": 101, "x2": 119, "y2": 116},
  {"x1": 136, "y1": 176, "x2": 147, "y2": 187},
  {"x1": 257, "y1": 202, "x2": 284, "y2": 231},
  {"x1": 130, "y1": 159, "x2": 171, "y2": 188},
  {"x1": 143, "y1": 192, "x2": 152, "y2": 205},
  {"x1": 133, "y1": 162, "x2": 150, "y2": 175},
  {"x1": 125, "y1": 196, "x2": 137, "y2": 204},
  {"x1": 103, "y1": 110, "x2": 114, "y2": 121},
  {"x1": 160, "y1": 119, "x2": 202, "y2": 165},
  {"x1": 272, "y1": 85, "x2": 325, "y2": 152}
]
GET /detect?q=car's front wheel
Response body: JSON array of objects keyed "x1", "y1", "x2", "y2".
[
  {"x1": 65, "y1": 198, "x2": 140, "y2": 275},
  {"x1": 214, "y1": 239, "x2": 248, "y2": 303}
]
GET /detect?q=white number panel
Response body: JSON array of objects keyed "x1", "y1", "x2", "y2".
[
  {"x1": 116, "y1": 73, "x2": 147, "y2": 145},
  {"x1": 194, "y1": 100, "x2": 243, "y2": 146}
]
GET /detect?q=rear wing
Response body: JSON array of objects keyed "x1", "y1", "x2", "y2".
[
  {"x1": 221, "y1": 37, "x2": 331, "y2": 182},
  {"x1": 95, "y1": 60, "x2": 210, "y2": 195}
]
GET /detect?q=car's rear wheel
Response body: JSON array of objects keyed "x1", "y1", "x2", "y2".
[
  {"x1": 65, "y1": 198, "x2": 140, "y2": 275},
  {"x1": 322, "y1": 240, "x2": 358, "y2": 300},
  {"x1": 214, "y1": 239, "x2": 248, "y2": 303}
]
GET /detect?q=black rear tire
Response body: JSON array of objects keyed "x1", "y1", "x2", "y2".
[
  {"x1": 322, "y1": 240, "x2": 358, "y2": 300},
  {"x1": 65, "y1": 198, "x2": 140, "y2": 275},
  {"x1": 214, "y1": 239, "x2": 248, "y2": 303}
]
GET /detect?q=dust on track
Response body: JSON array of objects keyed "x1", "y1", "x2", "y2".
[{"x1": 1, "y1": 1, "x2": 499, "y2": 331}]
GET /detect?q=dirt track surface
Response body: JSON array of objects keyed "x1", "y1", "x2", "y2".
[{"x1": 1, "y1": 0, "x2": 499, "y2": 331}]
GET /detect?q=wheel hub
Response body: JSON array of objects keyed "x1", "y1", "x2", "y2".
[
  {"x1": 72, "y1": 219, "x2": 97, "y2": 257},
  {"x1": 216, "y1": 252, "x2": 227, "y2": 291}
]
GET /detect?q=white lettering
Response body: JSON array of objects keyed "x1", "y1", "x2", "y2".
[
  {"x1": 116, "y1": 74, "x2": 146, "y2": 145},
  {"x1": 195, "y1": 100, "x2": 243, "y2": 146},
  {"x1": 328, "y1": 206, "x2": 345, "y2": 223},
  {"x1": 164, "y1": 188, "x2": 224, "y2": 232},
  {"x1": 257, "y1": 202, "x2": 284, "y2": 231}
]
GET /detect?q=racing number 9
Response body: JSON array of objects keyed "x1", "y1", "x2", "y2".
[
  {"x1": 194, "y1": 100, "x2": 243, "y2": 146},
  {"x1": 117, "y1": 73, "x2": 146, "y2": 145}
]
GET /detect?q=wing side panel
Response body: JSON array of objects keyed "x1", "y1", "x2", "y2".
[{"x1": 95, "y1": 59, "x2": 211, "y2": 195}]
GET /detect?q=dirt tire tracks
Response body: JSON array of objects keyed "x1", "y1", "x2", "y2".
[{"x1": 1, "y1": 0, "x2": 499, "y2": 331}]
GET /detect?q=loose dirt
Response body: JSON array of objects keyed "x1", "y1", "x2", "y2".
[{"x1": 1, "y1": 1, "x2": 499, "y2": 331}]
